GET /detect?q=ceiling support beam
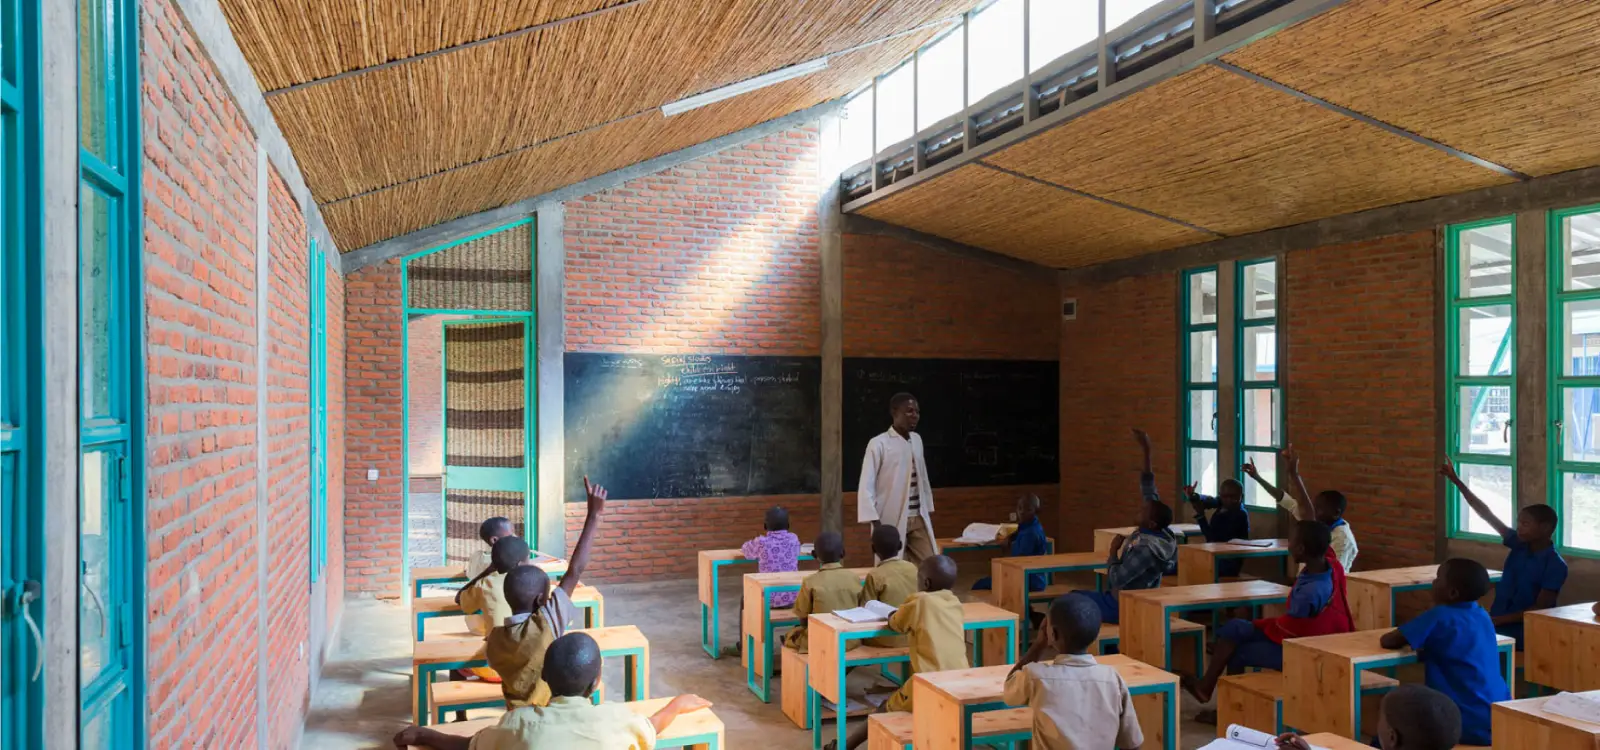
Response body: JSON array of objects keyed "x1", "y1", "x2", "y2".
[
  {"x1": 342, "y1": 99, "x2": 841, "y2": 273},
  {"x1": 1059, "y1": 164, "x2": 1600, "y2": 285},
  {"x1": 1209, "y1": 61, "x2": 1530, "y2": 181},
  {"x1": 976, "y1": 161, "x2": 1223, "y2": 236}
]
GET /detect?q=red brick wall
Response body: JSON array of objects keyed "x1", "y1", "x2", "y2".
[
  {"x1": 325, "y1": 263, "x2": 348, "y2": 629},
  {"x1": 1285, "y1": 231, "x2": 1438, "y2": 569},
  {"x1": 343, "y1": 259, "x2": 406, "y2": 597},
  {"x1": 142, "y1": 0, "x2": 262, "y2": 743},
  {"x1": 1057, "y1": 273, "x2": 1181, "y2": 551}
]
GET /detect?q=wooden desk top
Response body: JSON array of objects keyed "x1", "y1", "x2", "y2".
[
  {"x1": 744, "y1": 568, "x2": 870, "y2": 589},
  {"x1": 420, "y1": 616, "x2": 474, "y2": 641},
  {"x1": 1301, "y1": 733, "x2": 1376, "y2": 750},
  {"x1": 572, "y1": 584, "x2": 602, "y2": 603},
  {"x1": 578, "y1": 624, "x2": 647, "y2": 652},
  {"x1": 414, "y1": 596, "x2": 463, "y2": 615},
  {"x1": 1122, "y1": 580, "x2": 1291, "y2": 606},
  {"x1": 414, "y1": 637, "x2": 486, "y2": 666},
  {"x1": 1347, "y1": 564, "x2": 1503, "y2": 587},
  {"x1": 809, "y1": 601, "x2": 1019, "y2": 635},
  {"x1": 1528, "y1": 603, "x2": 1600, "y2": 626},
  {"x1": 413, "y1": 555, "x2": 567, "y2": 579},
  {"x1": 698, "y1": 548, "x2": 816, "y2": 563},
  {"x1": 1099, "y1": 524, "x2": 1202, "y2": 538},
  {"x1": 1184, "y1": 540, "x2": 1291, "y2": 555},
  {"x1": 1096, "y1": 653, "x2": 1180, "y2": 689},
  {"x1": 406, "y1": 698, "x2": 721, "y2": 746},
  {"x1": 1284, "y1": 628, "x2": 1515, "y2": 663},
  {"x1": 1493, "y1": 690, "x2": 1600, "y2": 731},
  {"x1": 992, "y1": 552, "x2": 1105, "y2": 571},
  {"x1": 913, "y1": 653, "x2": 1176, "y2": 705}
]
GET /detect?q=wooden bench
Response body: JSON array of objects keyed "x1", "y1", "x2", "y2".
[
  {"x1": 781, "y1": 643, "x2": 912, "y2": 731},
  {"x1": 1217, "y1": 669, "x2": 1398, "y2": 736},
  {"x1": 868, "y1": 707, "x2": 1033, "y2": 750},
  {"x1": 1093, "y1": 618, "x2": 1207, "y2": 676},
  {"x1": 428, "y1": 680, "x2": 504, "y2": 724},
  {"x1": 404, "y1": 696, "x2": 724, "y2": 750}
]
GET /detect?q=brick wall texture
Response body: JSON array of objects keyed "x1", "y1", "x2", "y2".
[
  {"x1": 343, "y1": 259, "x2": 406, "y2": 596},
  {"x1": 141, "y1": 0, "x2": 343, "y2": 744}
]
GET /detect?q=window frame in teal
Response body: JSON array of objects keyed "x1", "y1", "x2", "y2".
[
  {"x1": 309, "y1": 244, "x2": 328, "y2": 580},
  {"x1": 76, "y1": 0, "x2": 146, "y2": 743},
  {"x1": 1444, "y1": 217, "x2": 1516, "y2": 544},
  {"x1": 1547, "y1": 203, "x2": 1600, "y2": 557},
  {"x1": 2, "y1": 0, "x2": 45, "y2": 745},
  {"x1": 1235, "y1": 258, "x2": 1282, "y2": 509},
  {"x1": 1182, "y1": 266, "x2": 1220, "y2": 495}
]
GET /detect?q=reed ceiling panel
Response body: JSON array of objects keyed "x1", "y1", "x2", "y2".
[
  {"x1": 323, "y1": 40, "x2": 929, "y2": 250},
  {"x1": 215, "y1": 0, "x2": 632, "y2": 91},
  {"x1": 854, "y1": 165, "x2": 1212, "y2": 269},
  {"x1": 1222, "y1": 0, "x2": 1600, "y2": 177},
  {"x1": 983, "y1": 65, "x2": 1513, "y2": 237},
  {"x1": 261, "y1": 0, "x2": 964, "y2": 203}
]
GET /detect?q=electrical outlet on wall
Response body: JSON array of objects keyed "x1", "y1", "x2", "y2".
[{"x1": 367, "y1": 469, "x2": 379, "y2": 481}]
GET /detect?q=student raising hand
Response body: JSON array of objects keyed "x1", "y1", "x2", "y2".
[{"x1": 583, "y1": 475, "x2": 608, "y2": 513}]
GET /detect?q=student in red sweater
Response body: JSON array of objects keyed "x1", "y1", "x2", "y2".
[{"x1": 1184, "y1": 520, "x2": 1352, "y2": 706}]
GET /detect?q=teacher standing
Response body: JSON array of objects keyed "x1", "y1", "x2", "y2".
[{"x1": 858, "y1": 392, "x2": 939, "y2": 565}]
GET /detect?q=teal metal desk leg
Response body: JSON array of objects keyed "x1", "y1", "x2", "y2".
[
  {"x1": 701, "y1": 602, "x2": 716, "y2": 658},
  {"x1": 1163, "y1": 683, "x2": 1177, "y2": 750},
  {"x1": 702, "y1": 560, "x2": 724, "y2": 659}
]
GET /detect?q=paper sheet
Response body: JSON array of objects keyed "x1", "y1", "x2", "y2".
[
  {"x1": 1228, "y1": 538, "x2": 1276, "y2": 548},
  {"x1": 832, "y1": 600, "x2": 898, "y2": 623},
  {"x1": 955, "y1": 522, "x2": 1004, "y2": 544},
  {"x1": 1543, "y1": 691, "x2": 1600, "y2": 726}
]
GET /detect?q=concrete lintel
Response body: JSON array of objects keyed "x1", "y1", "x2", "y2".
[
  {"x1": 341, "y1": 100, "x2": 842, "y2": 273},
  {"x1": 535, "y1": 202, "x2": 568, "y2": 555},
  {"x1": 1061, "y1": 165, "x2": 1600, "y2": 285},
  {"x1": 840, "y1": 214, "x2": 1058, "y2": 279},
  {"x1": 169, "y1": 0, "x2": 343, "y2": 269}
]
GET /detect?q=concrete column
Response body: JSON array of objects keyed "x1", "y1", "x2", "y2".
[
  {"x1": 1514, "y1": 210, "x2": 1548, "y2": 511},
  {"x1": 252, "y1": 145, "x2": 272, "y2": 748},
  {"x1": 1215, "y1": 261, "x2": 1239, "y2": 487},
  {"x1": 41, "y1": 0, "x2": 80, "y2": 745},
  {"x1": 818, "y1": 114, "x2": 845, "y2": 534},
  {"x1": 535, "y1": 202, "x2": 568, "y2": 554}
]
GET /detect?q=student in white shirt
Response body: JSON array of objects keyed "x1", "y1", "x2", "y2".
[
  {"x1": 1242, "y1": 445, "x2": 1358, "y2": 571},
  {"x1": 858, "y1": 392, "x2": 939, "y2": 565}
]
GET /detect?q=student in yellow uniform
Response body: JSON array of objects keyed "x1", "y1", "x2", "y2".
[
  {"x1": 859, "y1": 525, "x2": 918, "y2": 648},
  {"x1": 783, "y1": 531, "x2": 860, "y2": 653},
  {"x1": 467, "y1": 517, "x2": 515, "y2": 581},
  {"x1": 829, "y1": 554, "x2": 968, "y2": 750},
  {"x1": 393, "y1": 632, "x2": 712, "y2": 750},
  {"x1": 484, "y1": 565, "x2": 563, "y2": 707}
]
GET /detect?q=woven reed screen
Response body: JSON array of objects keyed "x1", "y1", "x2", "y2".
[
  {"x1": 443, "y1": 321, "x2": 527, "y2": 564},
  {"x1": 407, "y1": 223, "x2": 533, "y2": 312}
]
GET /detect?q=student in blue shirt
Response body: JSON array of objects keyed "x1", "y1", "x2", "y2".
[
  {"x1": 1379, "y1": 558, "x2": 1509, "y2": 746},
  {"x1": 1184, "y1": 478, "x2": 1249, "y2": 577},
  {"x1": 972, "y1": 494, "x2": 1050, "y2": 592},
  {"x1": 1439, "y1": 461, "x2": 1567, "y2": 644}
]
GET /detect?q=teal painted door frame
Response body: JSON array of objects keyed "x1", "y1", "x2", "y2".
[{"x1": 309, "y1": 244, "x2": 328, "y2": 581}]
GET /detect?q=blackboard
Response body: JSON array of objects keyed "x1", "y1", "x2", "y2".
[
  {"x1": 564, "y1": 353, "x2": 821, "y2": 500},
  {"x1": 843, "y1": 358, "x2": 1059, "y2": 490}
]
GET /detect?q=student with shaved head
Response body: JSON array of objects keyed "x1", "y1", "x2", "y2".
[
  {"x1": 394, "y1": 632, "x2": 712, "y2": 750},
  {"x1": 1277, "y1": 684, "x2": 1462, "y2": 750},
  {"x1": 1004, "y1": 593, "x2": 1143, "y2": 750}
]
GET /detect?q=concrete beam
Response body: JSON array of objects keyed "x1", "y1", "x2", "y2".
[
  {"x1": 819, "y1": 114, "x2": 845, "y2": 535},
  {"x1": 169, "y1": 0, "x2": 343, "y2": 269},
  {"x1": 840, "y1": 214, "x2": 1058, "y2": 279},
  {"x1": 341, "y1": 99, "x2": 842, "y2": 273},
  {"x1": 535, "y1": 202, "x2": 568, "y2": 555},
  {"x1": 1060, "y1": 165, "x2": 1600, "y2": 285}
]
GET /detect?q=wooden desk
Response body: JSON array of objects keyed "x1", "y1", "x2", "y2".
[
  {"x1": 1526, "y1": 603, "x2": 1600, "y2": 693},
  {"x1": 1094, "y1": 525, "x2": 1201, "y2": 553},
  {"x1": 1121, "y1": 581, "x2": 1291, "y2": 671},
  {"x1": 696, "y1": 548, "x2": 815, "y2": 659},
  {"x1": 1346, "y1": 565, "x2": 1503, "y2": 631},
  {"x1": 1299, "y1": 733, "x2": 1377, "y2": 750},
  {"x1": 413, "y1": 584, "x2": 605, "y2": 641},
  {"x1": 1283, "y1": 628, "x2": 1515, "y2": 738},
  {"x1": 991, "y1": 552, "x2": 1106, "y2": 650},
  {"x1": 740, "y1": 568, "x2": 867, "y2": 703},
  {"x1": 909, "y1": 654, "x2": 1178, "y2": 750},
  {"x1": 406, "y1": 697, "x2": 725, "y2": 750},
  {"x1": 1492, "y1": 691, "x2": 1600, "y2": 750},
  {"x1": 938, "y1": 535, "x2": 1056, "y2": 554},
  {"x1": 411, "y1": 554, "x2": 568, "y2": 598},
  {"x1": 583, "y1": 624, "x2": 650, "y2": 704},
  {"x1": 1177, "y1": 541, "x2": 1292, "y2": 586},
  {"x1": 808, "y1": 602, "x2": 1020, "y2": 750}
]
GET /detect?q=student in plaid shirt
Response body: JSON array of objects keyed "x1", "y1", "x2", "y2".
[{"x1": 1071, "y1": 429, "x2": 1179, "y2": 625}]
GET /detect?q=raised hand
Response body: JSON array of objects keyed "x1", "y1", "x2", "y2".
[
  {"x1": 583, "y1": 475, "x2": 608, "y2": 515},
  {"x1": 1282, "y1": 443, "x2": 1300, "y2": 474},
  {"x1": 1131, "y1": 428, "x2": 1151, "y2": 450},
  {"x1": 669, "y1": 694, "x2": 713, "y2": 713},
  {"x1": 1241, "y1": 460, "x2": 1259, "y2": 478},
  {"x1": 1438, "y1": 461, "x2": 1460, "y2": 483}
]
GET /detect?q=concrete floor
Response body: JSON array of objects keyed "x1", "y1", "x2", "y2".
[{"x1": 301, "y1": 572, "x2": 1220, "y2": 749}]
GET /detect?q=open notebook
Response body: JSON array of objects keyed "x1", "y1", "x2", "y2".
[
  {"x1": 1199, "y1": 726, "x2": 1328, "y2": 750},
  {"x1": 955, "y1": 523, "x2": 1004, "y2": 544},
  {"x1": 832, "y1": 600, "x2": 898, "y2": 624},
  {"x1": 1228, "y1": 538, "x2": 1277, "y2": 548},
  {"x1": 1542, "y1": 691, "x2": 1600, "y2": 725}
]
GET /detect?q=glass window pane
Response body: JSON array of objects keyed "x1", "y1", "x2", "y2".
[
  {"x1": 1243, "y1": 388, "x2": 1279, "y2": 448},
  {"x1": 917, "y1": 25, "x2": 963, "y2": 129},
  {"x1": 1562, "y1": 210, "x2": 1600, "y2": 292},
  {"x1": 1189, "y1": 330, "x2": 1217, "y2": 383},
  {"x1": 874, "y1": 63, "x2": 913, "y2": 150},
  {"x1": 967, "y1": 0, "x2": 1024, "y2": 104},
  {"x1": 80, "y1": 183, "x2": 115, "y2": 419},
  {"x1": 839, "y1": 91, "x2": 874, "y2": 167},
  {"x1": 1188, "y1": 270, "x2": 1216, "y2": 324},
  {"x1": 80, "y1": 450, "x2": 116, "y2": 683},
  {"x1": 1243, "y1": 325, "x2": 1276, "y2": 382},
  {"x1": 78, "y1": 0, "x2": 112, "y2": 162},
  {"x1": 1457, "y1": 222, "x2": 1512, "y2": 298},
  {"x1": 1563, "y1": 299, "x2": 1600, "y2": 376},
  {"x1": 1458, "y1": 305, "x2": 1512, "y2": 377},
  {"x1": 1188, "y1": 447, "x2": 1218, "y2": 497},
  {"x1": 1242, "y1": 261, "x2": 1277, "y2": 320},
  {"x1": 1562, "y1": 387, "x2": 1600, "y2": 463},
  {"x1": 81, "y1": 707, "x2": 113, "y2": 750},
  {"x1": 1105, "y1": 0, "x2": 1161, "y2": 32},
  {"x1": 1028, "y1": 0, "x2": 1099, "y2": 72},
  {"x1": 1458, "y1": 385, "x2": 1512, "y2": 456},
  {"x1": 1562, "y1": 472, "x2": 1600, "y2": 551},
  {"x1": 1242, "y1": 450, "x2": 1278, "y2": 508},
  {"x1": 1456, "y1": 463, "x2": 1513, "y2": 538},
  {"x1": 1189, "y1": 389, "x2": 1216, "y2": 441}
]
